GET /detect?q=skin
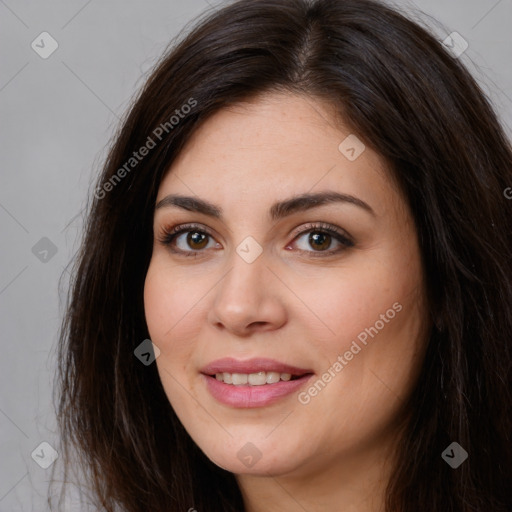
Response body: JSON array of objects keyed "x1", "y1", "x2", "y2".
[{"x1": 144, "y1": 91, "x2": 431, "y2": 512}]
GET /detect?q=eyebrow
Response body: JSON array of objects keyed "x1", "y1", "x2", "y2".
[{"x1": 154, "y1": 191, "x2": 375, "y2": 220}]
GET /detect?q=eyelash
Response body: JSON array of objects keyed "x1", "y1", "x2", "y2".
[{"x1": 156, "y1": 222, "x2": 354, "y2": 258}]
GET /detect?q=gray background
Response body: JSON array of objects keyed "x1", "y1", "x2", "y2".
[{"x1": 1, "y1": 0, "x2": 511, "y2": 510}]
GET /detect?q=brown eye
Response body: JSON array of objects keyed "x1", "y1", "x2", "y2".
[
  {"x1": 187, "y1": 231, "x2": 209, "y2": 250},
  {"x1": 291, "y1": 223, "x2": 354, "y2": 257},
  {"x1": 158, "y1": 224, "x2": 219, "y2": 255},
  {"x1": 308, "y1": 232, "x2": 332, "y2": 251}
]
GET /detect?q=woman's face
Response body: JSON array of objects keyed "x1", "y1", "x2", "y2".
[{"x1": 144, "y1": 92, "x2": 430, "y2": 478}]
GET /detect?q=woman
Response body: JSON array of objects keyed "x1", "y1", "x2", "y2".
[{"x1": 54, "y1": 0, "x2": 512, "y2": 510}]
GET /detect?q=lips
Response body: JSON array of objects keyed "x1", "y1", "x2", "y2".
[{"x1": 200, "y1": 357, "x2": 314, "y2": 408}]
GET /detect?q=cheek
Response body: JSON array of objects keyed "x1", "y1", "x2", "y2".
[
  {"x1": 320, "y1": 239, "x2": 426, "y2": 358},
  {"x1": 297, "y1": 247, "x2": 427, "y2": 409},
  {"x1": 143, "y1": 272, "x2": 168, "y2": 341},
  {"x1": 143, "y1": 259, "x2": 204, "y2": 345},
  {"x1": 143, "y1": 261, "x2": 199, "y2": 376},
  {"x1": 291, "y1": 258, "x2": 402, "y2": 351},
  {"x1": 144, "y1": 262, "x2": 203, "y2": 411},
  {"x1": 297, "y1": 297, "x2": 427, "y2": 455}
]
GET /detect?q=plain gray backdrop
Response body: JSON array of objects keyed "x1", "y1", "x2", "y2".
[{"x1": 1, "y1": 0, "x2": 511, "y2": 510}]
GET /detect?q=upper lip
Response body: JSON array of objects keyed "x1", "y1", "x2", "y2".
[{"x1": 201, "y1": 357, "x2": 313, "y2": 376}]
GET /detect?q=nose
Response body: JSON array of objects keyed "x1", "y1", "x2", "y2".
[{"x1": 207, "y1": 250, "x2": 287, "y2": 336}]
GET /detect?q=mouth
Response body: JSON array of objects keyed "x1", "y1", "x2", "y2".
[{"x1": 200, "y1": 358, "x2": 314, "y2": 408}]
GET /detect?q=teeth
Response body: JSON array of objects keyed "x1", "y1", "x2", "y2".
[
  {"x1": 231, "y1": 373, "x2": 248, "y2": 386},
  {"x1": 266, "y1": 371, "x2": 281, "y2": 384},
  {"x1": 214, "y1": 371, "x2": 298, "y2": 385},
  {"x1": 248, "y1": 372, "x2": 267, "y2": 385}
]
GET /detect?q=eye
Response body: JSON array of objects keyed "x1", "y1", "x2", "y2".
[
  {"x1": 289, "y1": 222, "x2": 354, "y2": 256},
  {"x1": 157, "y1": 223, "x2": 220, "y2": 256}
]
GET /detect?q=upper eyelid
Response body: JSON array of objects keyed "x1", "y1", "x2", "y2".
[{"x1": 162, "y1": 221, "x2": 348, "y2": 236}]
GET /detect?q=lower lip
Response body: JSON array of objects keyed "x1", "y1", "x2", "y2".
[{"x1": 202, "y1": 373, "x2": 314, "y2": 408}]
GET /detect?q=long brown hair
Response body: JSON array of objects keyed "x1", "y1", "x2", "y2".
[{"x1": 53, "y1": 0, "x2": 512, "y2": 510}]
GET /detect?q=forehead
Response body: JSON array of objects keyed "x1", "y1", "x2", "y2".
[{"x1": 157, "y1": 92, "x2": 401, "y2": 219}]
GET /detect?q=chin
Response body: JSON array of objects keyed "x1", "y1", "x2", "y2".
[
  {"x1": 212, "y1": 452, "x2": 299, "y2": 477},
  {"x1": 196, "y1": 434, "x2": 306, "y2": 476}
]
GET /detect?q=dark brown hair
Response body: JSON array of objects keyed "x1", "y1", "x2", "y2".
[{"x1": 53, "y1": 0, "x2": 512, "y2": 510}]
